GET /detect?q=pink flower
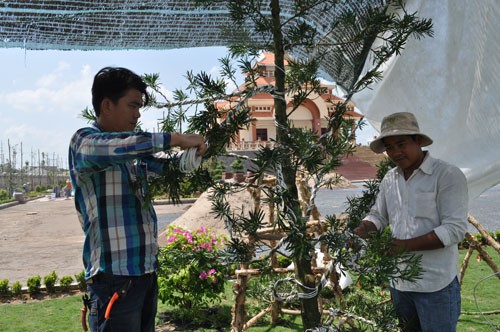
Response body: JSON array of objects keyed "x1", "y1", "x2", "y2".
[
  {"x1": 199, "y1": 242, "x2": 213, "y2": 252},
  {"x1": 208, "y1": 268, "x2": 216, "y2": 275},
  {"x1": 185, "y1": 232, "x2": 193, "y2": 244},
  {"x1": 167, "y1": 235, "x2": 177, "y2": 243},
  {"x1": 199, "y1": 270, "x2": 208, "y2": 280}
]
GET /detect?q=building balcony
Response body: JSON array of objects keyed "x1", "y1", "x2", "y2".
[{"x1": 228, "y1": 140, "x2": 276, "y2": 151}]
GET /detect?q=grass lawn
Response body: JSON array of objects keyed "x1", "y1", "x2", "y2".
[
  {"x1": 458, "y1": 247, "x2": 500, "y2": 332},
  {"x1": 0, "y1": 247, "x2": 498, "y2": 331}
]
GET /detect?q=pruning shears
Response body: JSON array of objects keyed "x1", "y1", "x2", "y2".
[{"x1": 104, "y1": 280, "x2": 133, "y2": 320}]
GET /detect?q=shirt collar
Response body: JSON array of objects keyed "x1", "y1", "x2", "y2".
[
  {"x1": 419, "y1": 151, "x2": 433, "y2": 175},
  {"x1": 91, "y1": 122, "x2": 103, "y2": 132}
]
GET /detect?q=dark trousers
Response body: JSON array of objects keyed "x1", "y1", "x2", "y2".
[
  {"x1": 87, "y1": 272, "x2": 158, "y2": 332},
  {"x1": 390, "y1": 277, "x2": 461, "y2": 332}
]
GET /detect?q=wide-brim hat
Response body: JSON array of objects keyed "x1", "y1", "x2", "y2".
[{"x1": 369, "y1": 112, "x2": 433, "y2": 153}]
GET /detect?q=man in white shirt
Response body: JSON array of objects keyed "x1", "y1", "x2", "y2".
[{"x1": 353, "y1": 112, "x2": 468, "y2": 332}]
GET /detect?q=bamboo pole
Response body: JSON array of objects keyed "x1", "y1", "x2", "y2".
[
  {"x1": 235, "y1": 266, "x2": 326, "y2": 277},
  {"x1": 231, "y1": 264, "x2": 249, "y2": 332},
  {"x1": 242, "y1": 306, "x2": 273, "y2": 330},
  {"x1": 464, "y1": 233, "x2": 500, "y2": 280},
  {"x1": 468, "y1": 214, "x2": 500, "y2": 254},
  {"x1": 459, "y1": 246, "x2": 475, "y2": 285}
]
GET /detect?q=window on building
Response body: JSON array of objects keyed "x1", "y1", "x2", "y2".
[
  {"x1": 260, "y1": 66, "x2": 275, "y2": 77},
  {"x1": 254, "y1": 106, "x2": 272, "y2": 112},
  {"x1": 263, "y1": 70, "x2": 275, "y2": 77},
  {"x1": 256, "y1": 128, "x2": 268, "y2": 141}
]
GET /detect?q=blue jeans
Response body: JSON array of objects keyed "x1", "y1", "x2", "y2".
[
  {"x1": 87, "y1": 272, "x2": 158, "y2": 332},
  {"x1": 390, "y1": 277, "x2": 461, "y2": 332}
]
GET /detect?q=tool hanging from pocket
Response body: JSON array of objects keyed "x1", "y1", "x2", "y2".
[
  {"x1": 104, "y1": 279, "x2": 133, "y2": 320},
  {"x1": 81, "y1": 294, "x2": 91, "y2": 332}
]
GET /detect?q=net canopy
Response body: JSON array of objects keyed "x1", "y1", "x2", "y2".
[
  {"x1": 1, "y1": 0, "x2": 500, "y2": 199},
  {"x1": 0, "y1": 0, "x2": 388, "y2": 91}
]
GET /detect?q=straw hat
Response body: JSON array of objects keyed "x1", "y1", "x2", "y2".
[{"x1": 369, "y1": 112, "x2": 433, "y2": 153}]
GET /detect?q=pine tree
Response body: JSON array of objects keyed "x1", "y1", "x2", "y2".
[{"x1": 145, "y1": 1, "x2": 433, "y2": 330}]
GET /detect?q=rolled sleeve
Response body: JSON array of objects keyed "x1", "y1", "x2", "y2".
[
  {"x1": 433, "y1": 167, "x2": 469, "y2": 246},
  {"x1": 152, "y1": 133, "x2": 171, "y2": 152}
]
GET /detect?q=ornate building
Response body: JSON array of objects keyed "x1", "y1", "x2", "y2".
[{"x1": 216, "y1": 53, "x2": 363, "y2": 150}]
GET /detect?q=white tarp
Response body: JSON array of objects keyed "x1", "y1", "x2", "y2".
[{"x1": 354, "y1": 0, "x2": 500, "y2": 200}]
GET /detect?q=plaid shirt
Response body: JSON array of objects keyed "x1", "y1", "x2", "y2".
[{"x1": 69, "y1": 123, "x2": 171, "y2": 279}]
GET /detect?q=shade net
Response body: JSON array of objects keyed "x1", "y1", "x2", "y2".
[{"x1": 0, "y1": 0, "x2": 387, "y2": 90}]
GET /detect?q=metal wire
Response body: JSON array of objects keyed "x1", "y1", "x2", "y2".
[
  {"x1": 473, "y1": 271, "x2": 500, "y2": 331},
  {"x1": 178, "y1": 147, "x2": 202, "y2": 174}
]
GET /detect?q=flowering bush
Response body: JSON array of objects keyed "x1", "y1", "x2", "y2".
[{"x1": 157, "y1": 225, "x2": 229, "y2": 309}]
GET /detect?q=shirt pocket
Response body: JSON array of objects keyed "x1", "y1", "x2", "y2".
[{"x1": 413, "y1": 192, "x2": 438, "y2": 223}]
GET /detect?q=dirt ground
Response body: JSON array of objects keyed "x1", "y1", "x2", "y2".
[{"x1": 0, "y1": 196, "x2": 191, "y2": 285}]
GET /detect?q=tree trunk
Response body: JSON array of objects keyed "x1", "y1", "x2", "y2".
[{"x1": 269, "y1": 0, "x2": 321, "y2": 329}]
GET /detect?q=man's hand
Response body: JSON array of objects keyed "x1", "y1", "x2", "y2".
[
  {"x1": 353, "y1": 221, "x2": 377, "y2": 239},
  {"x1": 389, "y1": 239, "x2": 407, "y2": 255},
  {"x1": 170, "y1": 133, "x2": 207, "y2": 156},
  {"x1": 389, "y1": 231, "x2": 444, "y2": 254}
]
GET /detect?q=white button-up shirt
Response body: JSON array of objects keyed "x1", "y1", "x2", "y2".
[{"x1": 365, "y1": 152, "x2": 468, "y2": 292}]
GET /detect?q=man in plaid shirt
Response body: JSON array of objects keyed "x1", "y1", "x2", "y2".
[{"x1": 69, "y1": 67, "x2": 206, "y2": 331}]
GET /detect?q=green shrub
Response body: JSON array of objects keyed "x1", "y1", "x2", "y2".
[
  {"x1": 59, "y1": 275, "x2": 74, "y2": 292},
  {"x1": 0, "y1": 279, "x2": 10, "y2": 296},
  {"x1": 11, "y1": 281, "x2": 22, "y2": 297},
  {"x1": 0, "y1": 189, "x2": 9, "y2": 201},
  {"x1": 75, "y1": 271, "x2": 86, "y2": 292},
  {"x1": 43, "y1": 271, "x2": 58, "y2": 293},
  {"x1": 230, "y1": 157, "x2": 244, "y2": 172},
  {"x1": 157, "y1": 226, "x2": 229, "y2": 309},
  {"x1": 179, "y1": 178, "x2": 201, "y2": 197},
  {"x1": 27, "y1": 275, "x2": 41, "y2": 295},
  {"x1": 209, "y1": 159, "x2": 225, "y2": 181},
  {"x1": 276, "y1": 255, "x2": 293, "y2": 268}
]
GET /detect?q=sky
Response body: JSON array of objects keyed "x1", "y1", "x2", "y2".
[{"x1": 0, "y1": 46, "x2": 378, "y2": 170}]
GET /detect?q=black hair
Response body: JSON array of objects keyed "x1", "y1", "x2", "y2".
[{"x1": 91, "y1": 67, "x2": 149, "y2": 116}]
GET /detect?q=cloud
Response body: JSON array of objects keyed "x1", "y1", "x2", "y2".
[
  {"x1": 0, "y1": 63, "x2": 95, "y2": 161},
  {"x1": 35, "y1": 61, "x2": 71, "y2": 87},
  {"x1": 0, "y1": 63, "x2": 92, "y2": 114},
  {"x1": 3, "y1": 123, "x2": 31, "y2": 143}
]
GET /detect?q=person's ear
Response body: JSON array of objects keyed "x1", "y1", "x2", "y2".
[{"x1": 100, "y1": 98, "x2": 113, "y2": 117}]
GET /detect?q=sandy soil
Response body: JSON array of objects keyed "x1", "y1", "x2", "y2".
[{"x1": 166, "y1": 173, "x2": 353, "y2": 238}]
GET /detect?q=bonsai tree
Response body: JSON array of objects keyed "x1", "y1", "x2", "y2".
[
  {"x1": 230, "y1": 157, "x2": 244, "y2": 172},
  {"x1": 128, "y1": 1, "x2": 433, "y2": 330},
  {"x1": 230, "y1": 157, "x2": 245, "y2": 182}
]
